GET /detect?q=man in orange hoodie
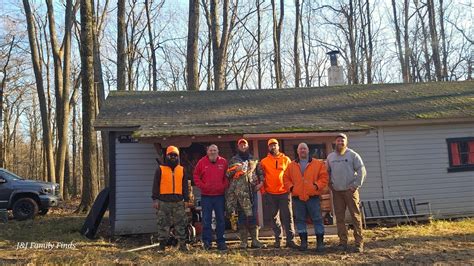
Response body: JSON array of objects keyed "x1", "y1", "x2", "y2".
[
  {"x1": 283, "y1": 143, "x2": 329, "y2": 252},
  {"x1": 261, "y1": 139, "x2": 298, "y2": 249}
]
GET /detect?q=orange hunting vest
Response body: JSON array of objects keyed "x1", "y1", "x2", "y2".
[{"x1": 159, "y1": 165, "x2": 183, "y2": 195}]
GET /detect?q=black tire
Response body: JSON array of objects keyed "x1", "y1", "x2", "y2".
[
  {"x1": 38, "y1": 208, "x2": 49, "y2": 215},
  {"x1": 12, "y1": 198, "x2": 39, "y2": 221}
]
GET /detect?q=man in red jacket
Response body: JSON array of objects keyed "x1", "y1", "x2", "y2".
[{"x1": 193, "y1": 144, "x2": 229, "y2": 250}]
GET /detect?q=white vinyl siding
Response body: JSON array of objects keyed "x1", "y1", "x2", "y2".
[
  {"x1": 349, "y1": 131, "x2": 384, "y2": 201},
  {"x1": 382, "y1": 123, "x2": 474, "y2": 217},
  {"x1": 115, "y1": 140, "x2": 157, "y2": 235}
]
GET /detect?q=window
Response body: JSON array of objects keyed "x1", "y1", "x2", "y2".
[
  {"x1": 447, "y1": 137, "x2": 474, "y2": 172},
  {"x1": 293, "y1": 144, "x2": 327, "y2": 159}
]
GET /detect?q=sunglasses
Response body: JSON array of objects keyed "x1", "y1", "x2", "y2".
[{"x1": 168, "y1": 153, "x2": 179, "y2": 157}]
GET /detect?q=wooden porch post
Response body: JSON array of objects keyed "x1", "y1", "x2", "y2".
[{"x1": 252, "y1": 139, "x2": 264, "y2": 228}]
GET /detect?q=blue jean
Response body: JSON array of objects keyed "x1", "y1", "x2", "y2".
[
  {"x1": 292, "y1": 196, "x2": 325, "y2": 235},
  {"x1": 238, "y1": 191, "x2": 258, "y2": 226},
  {"x1": 201, "y1": 195, "x2": 226, "y2": 245}
]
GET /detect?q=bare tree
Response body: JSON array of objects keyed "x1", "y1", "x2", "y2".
[
  {"x1": 271, "y1": 0, "x2": 284, "y2": 88},
  {"x1": 117, "y1": 0, "x2": 127, "y2": 90},
  {"x1": 186, "y1": 0, "x2": 200, "y2": 91},
  {"x1": 0, "y1": 36, "x2": 15, "y2": 168},
  {"x1": 256, "y1": 0, "x2": 262, "y2": 89},
  {"x1": 414, "y1": 0, "x2": 431, "y2": 81},
  {"x1": 294, "y1": 0, "x2": 301, "y2": 88},
  {"x1": 93, "y1": 0, "x2": 110, "y2": 188},
  {"x1": 77, "y1": 0, "x2": 99, "y2": 212},
  {"x1": 358, "y1": 0, "x2": 374, "y2": 83},
  {"x1": 145, "y1": 0, "x2": 162, "y2": 91},
  {"x1": 45, "y1": 0, "x2": 76, "y2": 197},
  {"x1": 438, "y1": 0, "x2": 448, "y2": 80},
  {"x1": 427, "y1": 0, "x2": 442, "y2": 80},
  {"x1": 202, "y1": 0, "x2": 238, "y2": 90},
  {"x1": 392, "y1": 0, "x2": 409, "y2": 83},
  {"x1": 22, "y1": 0, "x2": 56, "y2": 184}
]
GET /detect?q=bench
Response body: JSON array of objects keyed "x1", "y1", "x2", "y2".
[{"x1": 360, "y1": 197, "x2": 432, "y2": 227}]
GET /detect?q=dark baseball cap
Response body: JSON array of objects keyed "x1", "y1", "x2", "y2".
[{"x1": 335, "y1": 133, "x2": 347, "y2": 139}]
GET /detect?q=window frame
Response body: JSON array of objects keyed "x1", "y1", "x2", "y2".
[
  {"x1": 446, "y1": 137, "x2": 474, "y2": 173},
  {"x1": 293, "y1": 143, "x2": 327, "y2": 160}
]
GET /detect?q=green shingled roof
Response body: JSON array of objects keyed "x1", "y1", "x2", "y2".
[{"x1": 94, "y1": 81, "x2": 474, "y2": 137}]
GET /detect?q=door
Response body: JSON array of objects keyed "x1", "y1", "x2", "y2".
[{"x1": 0, "y1": 172, "x2": 14, "y2": 209}]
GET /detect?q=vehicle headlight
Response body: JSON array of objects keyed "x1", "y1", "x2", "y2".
[{"x1": 40, "y1": 187, "x2": 53, "y2": 195}]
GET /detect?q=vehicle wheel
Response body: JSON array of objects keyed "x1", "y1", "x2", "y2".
[
  {"x1": 38, "y1": 208, "x2": 49, "y2": 215},
  {"x1": 12, "y1": 198, "x2": 39, "y2": 221}
]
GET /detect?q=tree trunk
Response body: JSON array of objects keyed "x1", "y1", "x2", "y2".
[
  {"x1": 45, "y1": 0, "x2": 74, "y2": 198},
  {"x1": 271, "y1": 0, "x2": 284, "y2": 88},
  {"x1": 414, "y1": 0, "x2": 431, "y2": 81},
  {"x1": 348, "y1": 0, "x2": 358, "y2": 84},
  {"x1": 145, "y1": 0, "x2": 158, "y2": 91},
  {"x1": 438, "y1": 0, "x2": 448, "y2": 80},
  {"x1": 207, "y1": 0, "x2": 236, "y2": 91},
  {"x1": 72, "y1": 103, "x2": 77, "y2": 196},
  {"x1": 92, "y1": 3, "x2": 110, "y2": 189},
  {"x1": 403, "y1": 0, "x2": 411, "y2": 83},
  {"x1": 391, "y1": 0, "x2": 407, "y2": 83},
  {"x1": 186, "y1": 0, "x2": 200, "y2": 91},
  {"x1": 256, "y1": 0, "x2": 262, "y2": 89},
  {"x1": 77, "y1": 0, "x2": 99, "y2": 213},
  {"x1": 427, "y1": 0, "x2": 442, "y2": 81},
  {"x1": 301, "y1": 0, "x2": 311, "y2": 87},
  {"x1": 365, "y1": 0, "x2": 373, "y2": 83},
  {"x1": 23, "y1": 0, "x2": 56, "y2": 184},
  {"x1": 294, "y1": 0, "x2": 301, "y2": 88},
  {"x1": 117, "y1": 0, "x2": 127, "y2": 90},
  {"x1": 0, "y1": 36, "x2": 15, "y2": 168}
]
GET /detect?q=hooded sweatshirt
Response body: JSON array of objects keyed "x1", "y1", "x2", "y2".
[
  {"x1": 326, "y1": 148, "x2": 367, "y2": 191},
  {"x1": 260, "y1": 152, "x2": 291, "y2": 194}
]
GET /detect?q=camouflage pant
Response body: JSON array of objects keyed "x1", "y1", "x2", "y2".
[
  {"x1": 226, "y1": 178, "x2": 253, "y2": 217},
  {"x1": 156, "y1": 200, "x2": 187, "y2": 241}
]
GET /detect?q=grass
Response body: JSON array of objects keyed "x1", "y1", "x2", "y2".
[{"x1": 1, "y1": 212, "x2": 473, "y2": 264}]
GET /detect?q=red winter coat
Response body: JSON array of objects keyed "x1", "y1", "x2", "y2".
[{"x1": 193, "y1": 156, "x2": 229, "y2": 196}]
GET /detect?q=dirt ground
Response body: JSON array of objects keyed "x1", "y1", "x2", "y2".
[{"x1": 0, "y1": 201, "x2": 473, "y2": 264}]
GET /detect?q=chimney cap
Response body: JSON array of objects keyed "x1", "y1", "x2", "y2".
[{"x1": 326, "y1": 50, "x2": 340, "y2": 55}]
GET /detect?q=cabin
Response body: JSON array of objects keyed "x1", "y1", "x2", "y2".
[{"x1": 94, "y1": 81, "x2": 474, "y2": 235}]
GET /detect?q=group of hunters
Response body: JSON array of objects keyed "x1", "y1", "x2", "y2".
[{"x1": 151, "y1": 133, "x2": 367, "y2": 253}]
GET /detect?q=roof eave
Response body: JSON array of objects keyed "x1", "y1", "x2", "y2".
[
  {"x1": 361, "y1": 117, "x2": 474, "y2": 127},
  {"x1": 94, "y1": 126, "x2": 140, "y2": 132}
]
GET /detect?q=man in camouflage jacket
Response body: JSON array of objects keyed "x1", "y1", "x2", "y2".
[{"x1": 226, "y1": 139, "x2": 266, "y2": 248}]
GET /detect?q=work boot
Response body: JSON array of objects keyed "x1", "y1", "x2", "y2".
[
  {"x1": 217, "y1": 242, "x2": 228, "y2": 251},
  {"x1": 355, "y1": 243, "x2": 364, "y2": 253},
  {"x1": 298, "y1": 233, "x2": 308, "y2": 251},
  {"x1": 178, "y1": 241, "x2": 190, "y2": 252},
  {"x1": 316, "y1": 234, "x2": 325, "y2": 253},
  {"x1": 336, "y1": 243, "x2": 348, "y2": 251},
  {"x1": 250, "y1": 225, "x2": 267, "y2": 248},
  {"x1": 157, "y1": 240, "x2": 167, "y2": 251},
  {"x1": 202, "y1": 242, "x2": 211, "y2": 250},
  {"x1": 285, "y1": 240, "x2": 299, "y2": 249},
  {"x1": 239, "y1": 227, "x2": 248, "y2": 249},
  {"x1": 274, "y1": 238, "x2": 281, "y2": 248}
]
